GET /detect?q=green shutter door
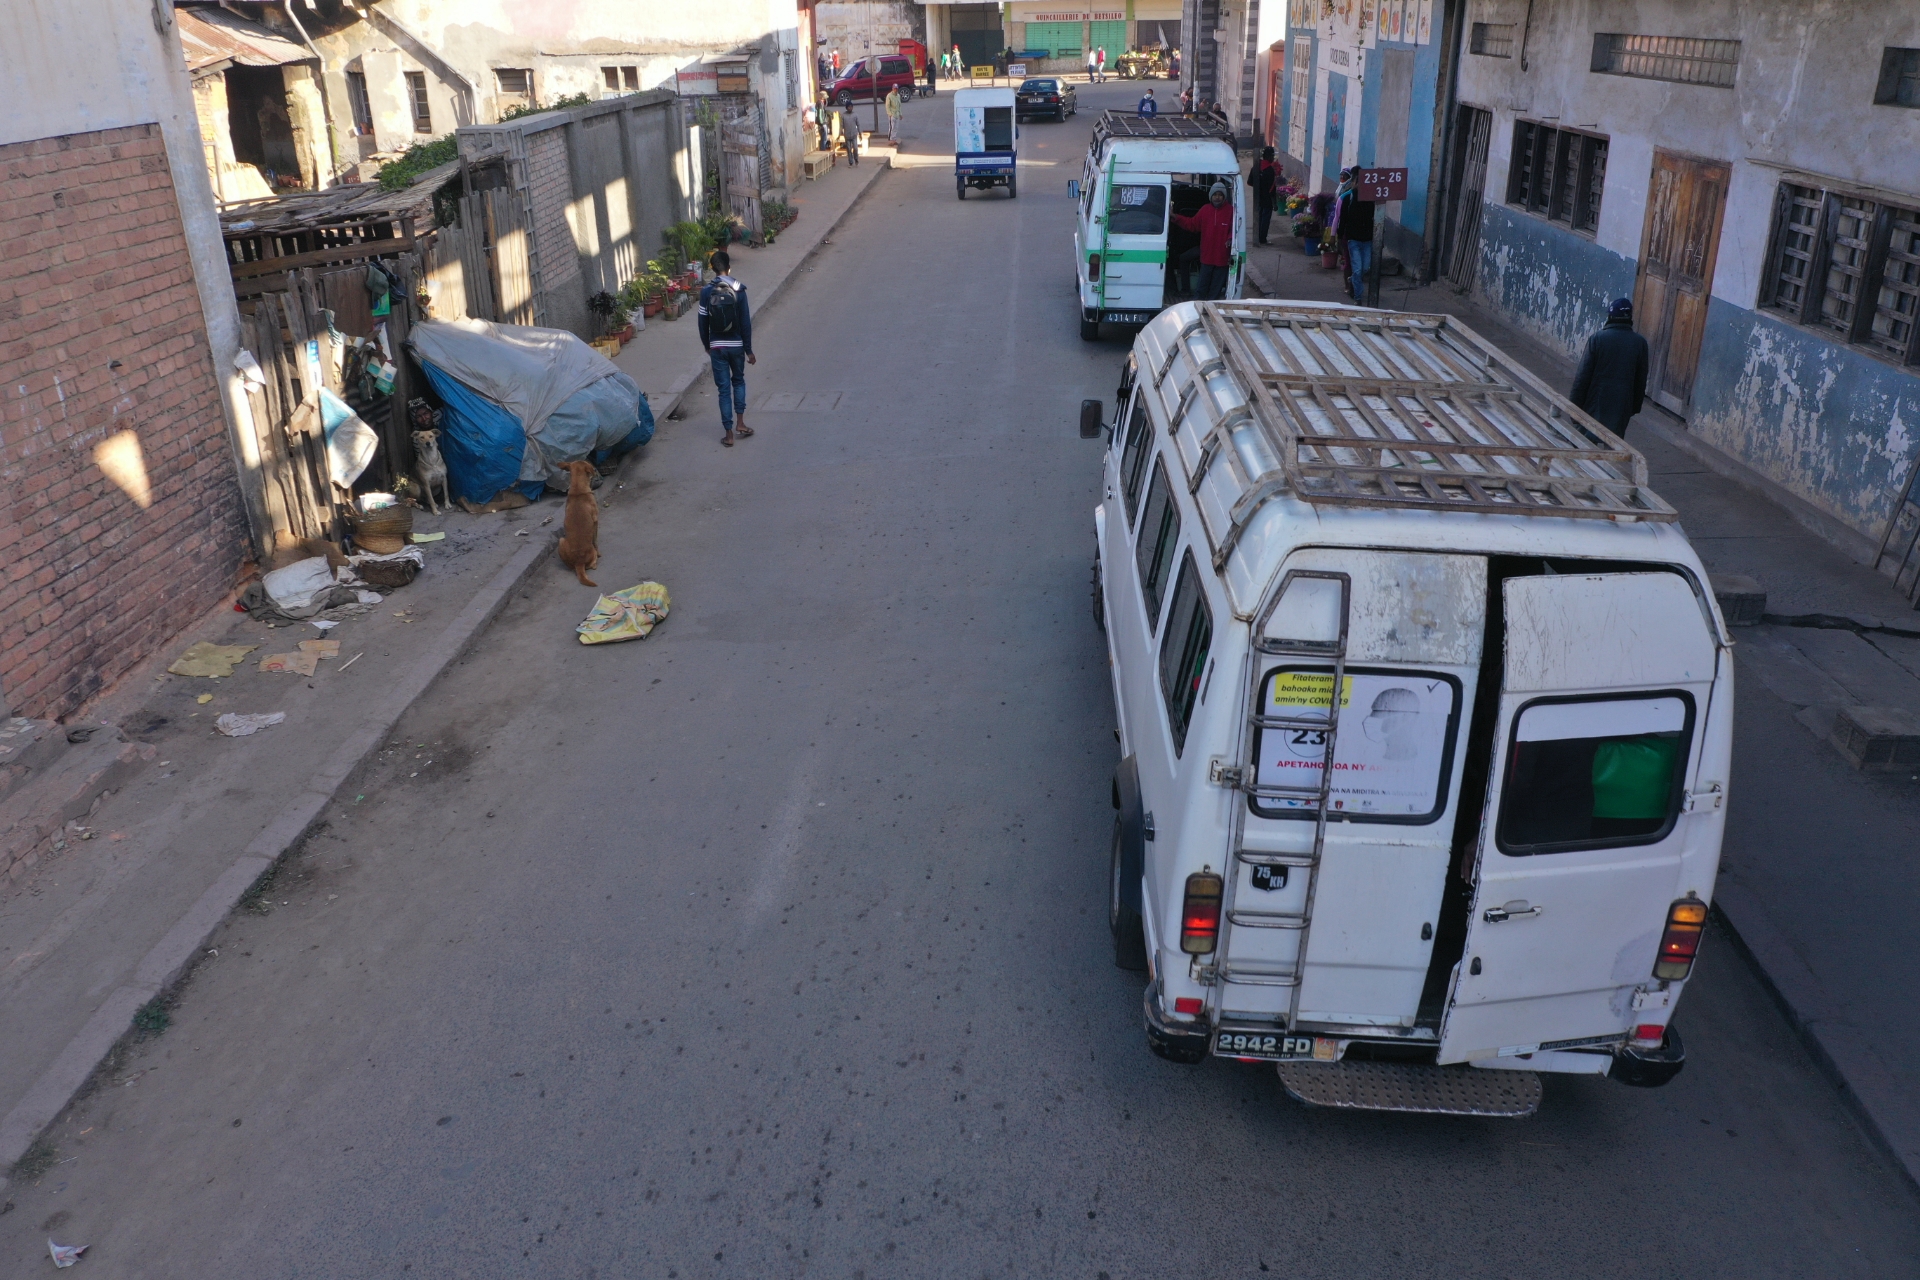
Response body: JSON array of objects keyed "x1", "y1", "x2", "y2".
[
  {"x1": 1089, "y1": 21, "x2": 1127, "y2": 57},
  {"x1": 1024, "y1": 21, "x2": 1083, "y2": 59}
]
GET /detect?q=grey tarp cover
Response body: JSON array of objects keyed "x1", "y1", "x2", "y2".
[{"x1": 408, "y1": 318, "x2": 641, "y2": 489}]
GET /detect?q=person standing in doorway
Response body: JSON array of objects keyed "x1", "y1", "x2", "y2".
[
  {"x1": 1336, "y1": 168, "x2": 1375, "y2": 302},
  {"x1": 1569, "y1": 298, "x2": 1651, "y2": 438},
  {"x1": 698, "y1": 251, "x2": 755, "y2": 448},
  {"x1": 885, "y1": 84, "x2": 903, "y2": 143},
  {"x1": 1172, "y1": 181, "x2": 1234, "y2": 300},
  {"x1": 1136, "y1": 87, "x2": 1158, "y2": 116},
  {"x1": 1252, "y1": 145, "x2": 1279, "y2": 244}
]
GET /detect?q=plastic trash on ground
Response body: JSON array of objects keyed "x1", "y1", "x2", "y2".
[
  {"x1": 168, "y1": 642, "x2": 259, "y2": 678},
  {"x1": 49, "y1": 1238, "x2": 87, "y2": 1267},
  {"x1": 215, "y1": 712, "x2": 287, "y2": 737},
  {"x1": 576, "y1": 582, "x2": 671, "y2": 645}
]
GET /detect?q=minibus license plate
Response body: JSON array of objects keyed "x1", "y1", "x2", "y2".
[{"x1": 1214, "y1": 1031, "x2": 1318, "y2": 1061}]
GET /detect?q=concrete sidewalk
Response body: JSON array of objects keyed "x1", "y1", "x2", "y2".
[
  {"x1": 1246, "y1": 239, "x2": 1920, "y2": 1190},
  {"x1": 0, "y1": 154, "x2": 895, "y2": 1192}
]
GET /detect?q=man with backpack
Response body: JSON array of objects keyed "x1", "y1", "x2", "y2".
[{"x1": 697, "y1": 251, "x2": 755, "y2": 447}]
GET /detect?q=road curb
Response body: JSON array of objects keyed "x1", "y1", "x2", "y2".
[
  {"x1": 1712, "y1": 877, "x2": 1920, "y2": 1196},
  {"x1": 0, "y1": 531, "x2": 557, "y2": 1188},
  {"x1": 653, "y1": 162, "x2": 890, "y2": 423}
]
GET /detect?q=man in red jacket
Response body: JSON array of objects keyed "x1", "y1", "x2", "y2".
[{"x1": 1172, "y1": 181, "x2": 1234, "y2": 300}]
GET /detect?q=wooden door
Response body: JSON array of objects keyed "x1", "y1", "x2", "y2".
[
  {"x1": 1442, "y1": 106, "x2": 1491, "y2": 291},
  {"x1": 1634, "y1": 152, "x2": 1729, "y2": 416}
]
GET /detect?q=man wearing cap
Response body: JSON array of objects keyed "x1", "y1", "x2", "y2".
[
  {"x1": 1570, "y1": 298, "x2": 1650, "y2": 438},
  {"x1": 1173, "y1": 181, "x2": 1235, "y2": 300}
]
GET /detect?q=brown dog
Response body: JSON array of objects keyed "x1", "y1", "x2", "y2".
[{"x1": 556, "y1": 460, "x2": 600, "y2": 586}]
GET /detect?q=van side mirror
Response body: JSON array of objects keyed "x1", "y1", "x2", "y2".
[
  {"x1": 1079, "y1": 398, "x2": 1105, "y2": 439},
  {"x1": 1067, "y1": 179, "x2": 1080, "y2": 199}
]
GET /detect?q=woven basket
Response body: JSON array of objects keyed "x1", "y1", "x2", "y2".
[
  {"x1": 355, "y1": 532, "x2": 407, "y2": 555},
  {"x1": 351, "y1": 506, "x2": 414, "y2": 538}
]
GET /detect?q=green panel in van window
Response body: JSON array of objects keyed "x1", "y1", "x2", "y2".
[{"x1": 1590, "y1": 735, "x2": 1679, "y2": 820}]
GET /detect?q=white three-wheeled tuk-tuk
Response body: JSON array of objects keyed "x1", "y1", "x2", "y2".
[
  {"x1": 1083, "y1": 300, "x2": 1730, "y2": 1117},
  {"x1": 954, "y1": 86, "x2": 1017, "y2": 199}
]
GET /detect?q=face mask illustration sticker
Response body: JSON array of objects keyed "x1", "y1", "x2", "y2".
[{"x1": 1361, "y1": 686, "x2": 1422, "y2": 761}]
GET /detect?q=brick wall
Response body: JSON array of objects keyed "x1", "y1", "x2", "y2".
[
  {"x1": 0, "y1": 124, "x2": 248, "y2": 721},
  {"x1": 525, "y1": 125, "x2": 587, "y2": 335}
]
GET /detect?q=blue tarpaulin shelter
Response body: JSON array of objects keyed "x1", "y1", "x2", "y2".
[{"x1": 409, "y1": 319, "x2": 654, "y2": 504}]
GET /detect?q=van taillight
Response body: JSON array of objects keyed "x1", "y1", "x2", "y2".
[
  {"x1": 1088, "y1": 253, "x2": 1101, "y2": 280},
  {"x1": 1652, "y1": 897, "x2": 1708, "y2": 981},
  {"x1": 1180, "y1": 872, "x2": 1223, "y2": 954}
]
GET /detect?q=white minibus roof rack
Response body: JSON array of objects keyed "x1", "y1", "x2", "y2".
[
  {"x1": 1092, "y1": 111, "x2": 1235, "y2": 146},
  {"x1": 1146, "y1": 303, "x2": 1678, "y2": 569}
]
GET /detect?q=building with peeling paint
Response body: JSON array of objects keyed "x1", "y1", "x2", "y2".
[{"x1": 1438, "y1": 0, "x2": 1920, "y2": 552}]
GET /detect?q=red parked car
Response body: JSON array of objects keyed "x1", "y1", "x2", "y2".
[{"x1": 829, "y1": 54, "x2": 917, "y2": 105}]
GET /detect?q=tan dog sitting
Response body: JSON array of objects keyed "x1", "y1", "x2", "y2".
[
  {"x1": 412, "y1": 429, "x2": 450, "y2": 515},
  {"x1": 556, "y1": 460, "x2": 600, "y2": 586}
]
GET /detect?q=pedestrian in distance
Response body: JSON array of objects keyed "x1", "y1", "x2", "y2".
[
  {"x1": 1087, "y1": 47, "x2": 1099, "y2": 83},
  {"x1": 697, "y1": 252, "x2": 755, "y2": 447},
  {"x1": 815, "y1": 89, "x2": 832, "y2": 151},
  {"x1": 1570, "y1": 297, "x2": 1651, "y2": 438},
  {"x1": 1252, "y1": 145, "x2": 1279, "y2": 245},
  {"x1": 1335, "y1": 167, "x2": 1375, "y2": 303},
  {"x1": 1172, "y1": 181, "x2": 1234, "y2": 300},
  {"x1": 1136, "y1": 87, "x2": 1158, "y2": 117},
  {"x1": 925, "y1": 53, "x2": 937, "y2": 97},
  {"x1": 840, "y1": 104, "x2": 861, "y2": 163},
  {"x1": 1179, "y1": 86, "x2": 1194, "y2": 115},
  {"x1": 1169, "y1": 47, "x2": 1180, "y2": 79},
  {"x1": 885, "y1": 84, "x2": 903, "y2": 143},
  {"x1": 1096, "y1": 46, "x2": 1108, "y2": 82}
]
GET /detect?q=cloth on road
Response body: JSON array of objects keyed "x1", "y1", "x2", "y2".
[
  {"x1": 576, "y1": 581, "x2": 671, "y2": 644},
  {"x1": 1570, "y1": 315, "x2": 1651, "y2": 437}
]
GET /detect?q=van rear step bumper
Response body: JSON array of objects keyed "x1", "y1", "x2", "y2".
[{"x1": 1278, "y1": 1060, "x2": 1543, "y2": 1118}]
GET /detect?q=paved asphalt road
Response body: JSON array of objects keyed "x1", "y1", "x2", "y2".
[{"x1": 3, "y1": 81, "x2": 1916, "y2": 1278}]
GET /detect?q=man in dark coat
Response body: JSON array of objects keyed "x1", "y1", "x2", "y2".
[{"x1": 1570, "y1": 297, "x2": 1650, "y2": 437}]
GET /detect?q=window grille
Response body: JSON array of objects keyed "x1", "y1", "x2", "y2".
[
  {"x1": 1764, "y1": 181, "x2": 1920, "y2": 366},
  {"x1": 1875, "y1": 47, "x2": 1920, "y2": 108},
  {"x1": 1470, "y1": 23, "x2": 1515, "y2": 58},
  {"x1": 1590, "y1": 34, "x2": 1739, "y2": 88},
  {"x1": 1507, "y1": 121, "x2": 1607, "y2": 235}
]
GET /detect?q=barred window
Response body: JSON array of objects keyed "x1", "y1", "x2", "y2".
[
  {"x1": 1507, "y1": 122, "x2": 1607, "y2": 235},
  {"x1": 1875, "y1": 48, "x2": 1920, "y2": 108},
  {"x1": 1591, "y1": 34, "x2": 1739, "y2": 88},
  {"x1": 1471, "y1": 23, "x2": 1515, "y2": 58},
  {"x1": 1764, "y1": 181, "x2": 1920, "y2": 367}
]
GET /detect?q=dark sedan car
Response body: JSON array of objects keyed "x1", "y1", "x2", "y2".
[{"x1": 1015, "y1": 78, "x2": 1076, "y2": 122}]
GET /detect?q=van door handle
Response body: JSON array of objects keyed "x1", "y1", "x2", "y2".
[{"x1": 1482, "y1": 901, "x2": 1543, "y2": 923}]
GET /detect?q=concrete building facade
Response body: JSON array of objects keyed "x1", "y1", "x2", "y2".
[
  {"x1": 1, "y1": 1, "x2": 260, "y2": 721},
  {"x1": 1446, "y1": 0, "x2": 1920, "y2": 547}
]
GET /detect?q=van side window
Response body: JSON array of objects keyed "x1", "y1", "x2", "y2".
[
  {"x1": 1158, "y1": 552, "x2": 1213, "y2": 754},
  {"x1": 1134, "y1": 458, "x2": 1180, "y2": 628},
  {"x1": 1496, "y1": 693, "x2": 1695, "y2": 855},
  {"x1": 1119, "y1": 398, "x2": 1153, "y2": 524}
]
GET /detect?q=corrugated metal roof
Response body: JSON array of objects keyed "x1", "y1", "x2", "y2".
[{"x1": 177, "y1": 5, "x2": 311, "y2": 74}]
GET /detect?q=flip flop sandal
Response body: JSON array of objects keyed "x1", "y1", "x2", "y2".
[
  {"x1": 722, "y1": 437, "x2": 734, "y2": 447},
  {"x1": 735, "y1": 425, "x2": 754, "y2": 437}
]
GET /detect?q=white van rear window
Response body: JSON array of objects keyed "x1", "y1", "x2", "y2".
[
  {"x1": 1108, "y1": 185, "x2": 1167, "y2": 235},
  {"x1": 1497, "y1": 693, "x2": 1693, "y2": 854},
  {"x1": 1251, "y1": 667, "x2": 1462, "y2": 824}
]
